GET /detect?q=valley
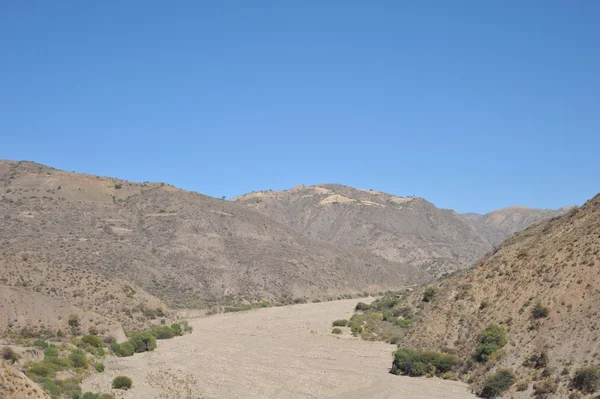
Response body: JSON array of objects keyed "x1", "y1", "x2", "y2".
[{"x1": 82, "y1": 298, "x2": 475, "y2": 399}]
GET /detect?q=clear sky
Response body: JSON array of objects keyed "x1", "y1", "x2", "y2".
[{"x1": 1, "y1": 1, "x2": 598, "y2": 213}]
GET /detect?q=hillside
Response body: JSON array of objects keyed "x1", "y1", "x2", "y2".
[
  {"x1": 466, "y1": 205, "x2": 572, "y2": 247},
  {"x1": 395, "y1": 193, "x2": 599, "y2": 397},
  {"x1": 0, "y1": 161, "x2": 428, "y2": 315},
  {"x1": 234, "y1": 184, "x2": 566, "y2": 276}
]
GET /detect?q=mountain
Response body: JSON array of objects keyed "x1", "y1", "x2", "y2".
[
  {"x1": 396, "y1": 194, "x2": 599, "y2": 397},
  {"x1": 233, "y1": 184, "x2": 567, "y2": 276},
  {"x1": 0, "y1": 161, "x2": 427, "y2": 325},
  {"x1": 467, "y1": 205, "x2": 574, "y2": 247}
]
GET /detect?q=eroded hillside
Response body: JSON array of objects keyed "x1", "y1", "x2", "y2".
[
  {"x1": 0, "y1": 161, "x2": 427, "y2": 313},
  {"x1": 234, "y1": 184, "x2": 565, "y2": 276},
  {"x1": 397, "y1": 194, "x2": 599, "y2": 397}
]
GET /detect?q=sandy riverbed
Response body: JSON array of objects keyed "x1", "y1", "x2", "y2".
[{"x1": 82, "y1": 298, "x2": 475, "y2": 399}]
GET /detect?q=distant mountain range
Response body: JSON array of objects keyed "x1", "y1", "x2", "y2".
[
  {"x1": 0, "y1": 160, "x2": 569, "y2": 340},
  {"x1": 234, "y1": 184, "x2": 569, "y2": 277}
]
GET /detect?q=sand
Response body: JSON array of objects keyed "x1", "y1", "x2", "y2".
[{"x1": 82, "y1": 299, "x2": 475, "y2": 399}]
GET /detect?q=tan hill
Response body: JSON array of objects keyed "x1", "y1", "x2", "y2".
[
  {"x1": 396, "y1": 193, "x2": 599, "y2": 397},
  {"x1": 0, "y1": 361, "x2": 50, "y2": 399},
  {"x1": 0, "y1": 161, "x2": 428, "y2": 316},
  {"x1": 234, "y1": 184, "x2": 566, "y2": 276},
  {"x1": 466, "y1": 205, "x2": 570, "y2": 247}
]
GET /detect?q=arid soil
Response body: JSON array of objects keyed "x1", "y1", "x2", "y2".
[{"x1": 82, "y1": 299, "x2": 474, "y2": 399}]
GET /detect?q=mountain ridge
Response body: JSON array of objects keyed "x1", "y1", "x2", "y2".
[{"x1": 234, "y1": 183, "x2": 569, "y2": 276}]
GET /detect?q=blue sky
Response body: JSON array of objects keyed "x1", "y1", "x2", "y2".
[{"x1": 1, "y1": 1, "x2": 598, "y2": 213}]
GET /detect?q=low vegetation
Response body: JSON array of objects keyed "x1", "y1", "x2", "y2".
[
  {"x1": 110, "y1": 321, "x2": 190, "y2": 357},
  {"x1": 478, "y1": 368, "x2": 515, "y2": 398},
  {"x1": 572, "y1": 365, "x2": 600, "y2": 394},
  {"x1": 391, "y1": 348, "x2": 459, "y2": 377},
  {"x1": 475, "y1": 324, "x2": 507, "y2": 362},
  {"x1": 346, "y1": 292, "x2": 417, "y2": 343},
  {"x1": 112, "y1": 375, "x2": 133, "y2": 390}
]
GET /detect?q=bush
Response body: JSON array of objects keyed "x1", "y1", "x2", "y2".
[
  {"x1": 475, "y1": 324, "x2": 507, "y2": 362},
  {"x1": 516, "y1": 380, "x2": 529, "y2": 391},
  {"x1": 43, "y1": 346, "x2": 58, "y2": 358},
  {"x1": 348, "y1": 320, "x2": 363, "y2": 335},
  {"x1": 82, "y1": 335, "x2": 104, "y2": 348},
  {"x1": 69, "y1": 349, "x2": 88, "y2": 368},
  {"x1": 151, "y1": 326, "x2": 176, "y2": 339},
  {"x1": 112, "y1": 342, "x2": 135, "y2": 357},
  {"x1": 391, "y1": 348, "x2": 459, "y2": 377},
  {"x1": 479, "y1": 369, "x2": 515, "y2": 398},
  {"x1": 34, "y1": 340, "x2": 49, "y2": 349},
  {"x1": 128, "y1": 332, "x2": 156, "y2": 353},
  {"x1": 572, "y1": 366, "x2": 600, "y2": 393},
  {"x1": 112, "y1": 376, "x2": 133, "y2": 390},
  {"x1": 68, "y1": 314, "x2": 80, "y2": 327},
  {"x1": 332, "y1": 328, "x2": 342, "y2": 334},
  {"x1": 534, "y1": 379, "x2": 558, "y2": 396},
  {"x1": 355, "y1": 302, "x2": 371, "y2": 312},
  {"x1": 332, "y1": 319, "x2": 348, "y2": 327},
  {"x1": 1, "y1": 347, "x2": 19, "y2": 363},
  {"x1": 170, "y1": 323, "x2": 183, "y2": 336},
  {"x1": 532, "y1": 303, "x2": 549, "y2": 319},
  {"x1": 94, "y1": 362, "x2": 105, "y2": 372},
  {"x1": 422, "y1": 287, "x2": 437, "y2": 302}
]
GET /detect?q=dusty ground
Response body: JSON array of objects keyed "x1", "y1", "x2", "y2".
[{"x1": 83, "y1": 299, "x2": 474, "y2": 399}]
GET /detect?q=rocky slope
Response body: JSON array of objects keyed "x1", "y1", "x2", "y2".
[
  {"x1": 397, "y1": 193, "x2": 599, "y2": 398},
  {"x1": 0, "y1": 161, "x2": 427, "y2": 315},
  {"x1": 234, "y1": 184, "x2": 566, "y2": 276},
  {"x1": 466, "y1": 205, "x2": 572, "y2": 247}
]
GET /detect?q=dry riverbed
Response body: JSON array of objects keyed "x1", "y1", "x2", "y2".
[{"x1": 82, "y1": 298, "x2": 476, "y2": 399}]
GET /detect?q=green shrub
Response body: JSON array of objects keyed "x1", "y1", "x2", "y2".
[
  {"x1": 572, "y1": 366, "x2": 600, "y2": 393},
  {"x1": 27, "y1": 362, "x2": 55, "y2": 379},
  {"x1": 532, "y1": 303, "x2": 549, "y2": 319},
  {"x1": 34, "y1": 340, "x2": 49, "y2": 349},
  {"x1": 128, "y1": 332, "x2": 156, "y2": 353},
  {"x1": 151, "y1": 326, "x2": 176, "y2": 339},
  {"x1": 391, "y1": 348, "x2": 459, "y2": 377},
  {"x1": 69, "y1": 349, "x2": 88, "y2": 368},
  {"x1": 44, "y1": 346, "x2": 59, "y2": 358},
  {"x1": 170, "y1": 323, "x2": 183, "y2": 336},
  {"x1": 79, "y1": 392, "x2": 116, "y2": 399},
  {"x1": 348, "y1": 320, "x2": 363, "y2": 335},
  {"x1": 475, "y1": 324, "x2": 507, "y2": 362},
  {"x1": 112, "y1": 376, "x2": 133, "y2": 390},
  {"x1": 332, "y1": 328, "x2": 342, "y2": 334},
  {"x1": 479, "y1": 369, "x2": 515, "y2": 398},
  {"x1": 332, "y1": 319, "x2": 348, "y2": 327},
  {"x1": 44, "y1": 355, "x2": 70, "y2": 369},
  {"x1": 94, "y1": 362, "x2": 105, "y2": 372},
  {"x1": 82, "y1": 335, "x2": 104, "y2": 348},
  {"x1": 113, "y1": 342, "x2": 135, "y2": 357},
  {"x1": 422, "y1": 287, "x2": 437, "y2": 302},
  {"x1": 355, "y1": 302, "x2": 371, "y2": 311}
]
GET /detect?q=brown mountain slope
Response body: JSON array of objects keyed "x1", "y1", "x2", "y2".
[
  {"x1": 234, "y1": 184, "x2": 565, "y2": 276},
  {"x1": 466, "y1": 206, "x2": 570, "y2": 247},
  {"x1": 0, "y1": 161, "x2": 428, "y2": 310},
  {"x1": 0, "y1": 361, "x2": 50, "y2": 399},
  {"x1": 397, "y1": 194, "x2": 599, "y2": 398}
]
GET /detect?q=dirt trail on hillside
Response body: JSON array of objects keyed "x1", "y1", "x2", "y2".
[{"x1": 82, "y1": 299, "x2": 475, "y2": 399}]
